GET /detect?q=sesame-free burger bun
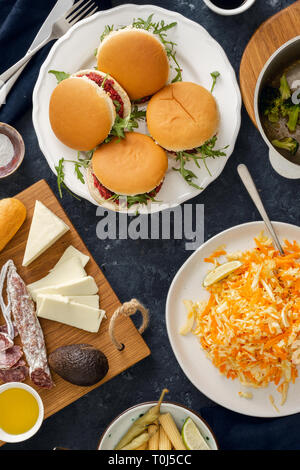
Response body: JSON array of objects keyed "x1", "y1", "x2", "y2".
[
  {"x1": 97, "y1": 28, "x2": 169, "y2": 100},
  {"x1": 89, "y1": 132, "x2": 168, "y2": 197},
  {"x1": 49, "y1": 76, "x2": 115, "y2": 151},
  {"x1": 146, "y1": 82, "x2": 219, "y2": 152}
]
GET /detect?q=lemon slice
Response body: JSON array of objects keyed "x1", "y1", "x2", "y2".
[
  {"x1": 181, "y1": 417, "x2": 210, "y2": 450},
  {"x1": 203, "y1": 260, "x2": 242, "y2": 287}
]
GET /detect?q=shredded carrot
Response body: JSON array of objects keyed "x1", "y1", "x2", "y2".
[
  {"x1": 204, "y1": 249, "x2": 227, "y2": 264},
  {"x1": 189, "y1": 233, "x2": 300, "y2": 405}
]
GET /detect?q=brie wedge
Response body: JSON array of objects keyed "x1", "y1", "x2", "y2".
[{"x1": 22, "y1": 200, "x2": 69, "y2": 267}]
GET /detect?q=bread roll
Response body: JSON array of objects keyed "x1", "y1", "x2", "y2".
[
  {"x1": 0, "y1": 198, "x2": 26, "y2": 252},
  {"x1": 146, "y1": 82, "x2": 219, "y2": 151},
  {"x1": 97, "y1": 28, "x2": 169, "y2": 100},
  {"x1": 89, "y1": 132, "x2": 168, "y2": 196}
]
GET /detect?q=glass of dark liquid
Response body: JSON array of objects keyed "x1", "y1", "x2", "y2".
[{"x1": 203, "y1": 0, "x2": 256, "y2": 15}]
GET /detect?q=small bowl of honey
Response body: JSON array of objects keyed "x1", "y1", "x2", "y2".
[{"x1": 0, "y1": 382, "x2": 44, "y2": 443}]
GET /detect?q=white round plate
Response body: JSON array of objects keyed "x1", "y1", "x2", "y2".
[
  {"x1": 97, "y1": 401, "x2": 218, "y2": 450},
  {"x1": 32, "y1": 4, "x2": 241, "y2": 214},
  {"x1": 166, "y1": 221, "x2": 300, "y2": 417}
]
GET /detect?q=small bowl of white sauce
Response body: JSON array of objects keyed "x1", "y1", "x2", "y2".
[{"x1": 0, "y1": 123, "x2": 25, "y2": 178}]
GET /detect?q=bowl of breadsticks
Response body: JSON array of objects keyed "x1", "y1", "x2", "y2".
[{"x1": 98, "y1": 389, "x2": 218, "y2": 450}]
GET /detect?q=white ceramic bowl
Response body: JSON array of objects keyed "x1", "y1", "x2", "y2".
[
  {"x1": 0, "y1": 382, "x2": 44, "y2": 443},
  {"x1": 203, "y1": 0, "x2": 256, "y2": 16},
  {"x1": 98, "y1": 401, "x2": 218, "y2": 450}
]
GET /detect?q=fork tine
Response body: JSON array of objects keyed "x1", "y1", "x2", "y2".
[
  {"x1": 69, "y1": 4, "x2": 98, "y2": 25},
  {"x1": 67, "y1": 0, "x2": 94, "y2": 22},
  {"x1": 66, "y1": 0, "x2": 86, "y2": 18}
]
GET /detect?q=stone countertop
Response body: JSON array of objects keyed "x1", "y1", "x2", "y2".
[{"x1": 1, "y1": 0, "x2": 298, "y2": 451}]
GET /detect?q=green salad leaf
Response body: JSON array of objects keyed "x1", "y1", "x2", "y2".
[
  {"x1": 173, "y1": 136, "x2": 228, "y2": 189},
  {"x1": 105, "y1": 105, "x2": 146, "y2": 143},
  {"x1": 48, "y1": 70, "x2": 70, "y2": 84}
]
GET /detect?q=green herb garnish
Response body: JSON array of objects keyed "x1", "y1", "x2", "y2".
[
  {"x1": 49, "y1": 70, "x2": 70, "y2": 84},
  {"x1": 105, "y1": 105, "x2": 146, "y2": 143},
  {"x1": 101, "y1": 74, "x2": 109, "y2": 88},
  {"x1": 108, "y1": 192, "x2": 160, "y2": 209},
  {"x1": 100, "y1": 24, "x2": 114, "y2": 42},
  {"x1": 210, "y1": 71, "x2": 220, "y2": 93},
  {"x1": 55, "y1": 158, "x2": 81, "y2": 200},
  {"x1": 55, "y1": 153, "x2": 93, "y2": 199},
  {"x1": 173, "y1": 136, "x2": 228, "y2": 189},
  {"x1": 113, "y1": 100, "x2": 121, "y2": 113},
  {"x1": 100, "y1": 14, "x2": 182, "y2": 83}
]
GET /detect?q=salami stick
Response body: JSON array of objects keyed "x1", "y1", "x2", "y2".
[
  {"x1": 0, "y1": 260, "x2": 15, "y2": 339},
  {"x1": 6, "y1": 261, "x2": 53, "y2": 389}
]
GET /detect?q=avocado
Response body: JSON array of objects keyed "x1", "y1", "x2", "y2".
[{"x1": 49, "y1": 344, "x2": 109, "y2": 386}]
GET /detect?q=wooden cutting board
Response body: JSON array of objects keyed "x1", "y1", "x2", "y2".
[
  {"x1": 240, "y1": 0, "x2": 300, "y2": 126},
  {"x1": 0, "y1": 179, "x2": 150, "y2": 445}
]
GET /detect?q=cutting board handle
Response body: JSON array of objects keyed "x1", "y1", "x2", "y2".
[{"x1": 109, "y1": 299, "x2": 149, "y2": 351}]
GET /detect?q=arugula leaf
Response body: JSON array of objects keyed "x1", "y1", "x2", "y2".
[
  {"x1": 55, "y1": 158, "x2": 81, "y2": 200},
  {"x1": 108, "y1": 192, "x2": 160, "y2": 209},
  {"x1": 100, "y1": 24, "x2": 114, "y2": 42},
  {"x1": 49, "y1": 70, "x2": 70, "y2": 84},
  {"x1": 113, "y1": 100, "x2": 121, "y2": 113},
  {"x1": 100, "y1": 15, "x2": 183, "y2": 83},
  {"x1": 210, "y1": 71, "x2": 220, "y2": 93},
  {"x1": 105, "y1": 105, "x2": 146, "y2": 143},
  {"x1": 173, "y1": 136, "x2": 228, "y2": 189}
]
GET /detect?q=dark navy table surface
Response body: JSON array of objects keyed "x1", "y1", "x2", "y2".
[{"x1": 1, "y1": 0, "x2": 299, "y2": 450}]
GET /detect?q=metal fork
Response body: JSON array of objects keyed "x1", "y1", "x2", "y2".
[{"x1": 0, "y1": 0, "x2": 98, "y2": 85}]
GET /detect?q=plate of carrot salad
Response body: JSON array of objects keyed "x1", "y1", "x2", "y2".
[{"x1": 166, "y1": 221, "x2": 300, "y2": 417}]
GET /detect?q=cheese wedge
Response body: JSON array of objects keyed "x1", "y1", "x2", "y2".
[
  {"x1": 51, "y1": 245, "x2": 90, "y2": 271},
  {"x1": 22, "y1": 200, "x2": 69, "y2": 267},
  {"x1": 33, "y1": 276, "x2": 98, "y2": 299},
  {"x1": 36, "y1": 294, "x2": 99, "y2": 312},
  {"x1": 37, "y1": 296, "x2": 105, "y2": 333},
  {"x1": 27, "y1": 257, "x2": 87, "y2": 301}
]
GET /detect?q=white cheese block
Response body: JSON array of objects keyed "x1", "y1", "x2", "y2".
[
  {"x1": 51, "y1": 245, "x2": 90, "y2": 271},
  {"x1": 27, "y1": 257, "x2": 87, "y2": 301},
  {"x1": 22, "y1": 200, "x2": 69, "y2": 267},
  {"x1": 36, "y1": 294, "x2": 99, "y2": 312},
  {"x1": 37, "y1": 296, "x2": 105, "y2": 333},
  {"x1": 33, "y1": 276, "x2": 98, "y2": 298}
]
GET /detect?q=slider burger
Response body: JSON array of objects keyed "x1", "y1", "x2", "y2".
[
  {"x1": 49, "y1": 69, "x2": 131, "y2": 151},
  {"x1": 97, "y1": 28, "x2": 169, "y2": 101},
  {"x1": 86, "y1": 132, "x2": 168, "y2": 208},
  {"x1": 146, "y1": 81, "x2": 219, "y2": 152}
]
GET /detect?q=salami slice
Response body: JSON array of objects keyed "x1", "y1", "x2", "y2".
[
  {"x1": 0, "y1": 365, "x2": 28, "y2": 383},
  {"x1": 6, "y1": 261, "x2": 53, "y2": 389},
  {"x1": 0, "y1": 332, "x2": 14, "y2": 352},
  {"x1": 0, "y1": 324, "x2": 18, "y2": 337},
  {"x1": 0, "y1": 345, "x2": 23, "y2": 369}
]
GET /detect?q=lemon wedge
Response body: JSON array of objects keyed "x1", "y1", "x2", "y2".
[
  {"x1": 203, "y1": 260, "x2": 242, "y2": 287},
  {"x1": 181, "y1": 417, "x2": 210, "y2": 450}
]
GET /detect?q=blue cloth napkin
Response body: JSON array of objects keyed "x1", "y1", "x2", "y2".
[{"x1": 0, "y1": 0, "x2": 111, "y2": 124}]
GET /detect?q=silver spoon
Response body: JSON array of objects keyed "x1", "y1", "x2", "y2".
[{"x1": 237, "y1": 164, "x2": 284, "y2": 255}]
